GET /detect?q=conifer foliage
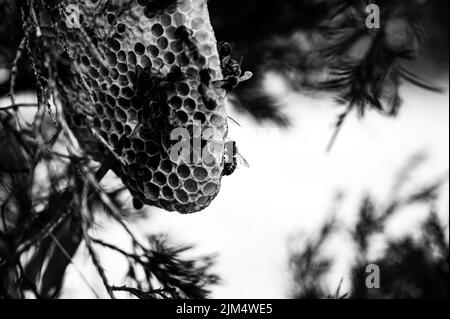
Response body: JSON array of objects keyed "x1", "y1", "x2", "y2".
[
  {"x1": 0, "y1": 0, "x2": 220, "y2": 299},
  {"x1": 0, "y1": 0, "x2": 448, "y2": 299},
  {"x1": 289, "y1": 156, "x2": 448, "y2": 299}
]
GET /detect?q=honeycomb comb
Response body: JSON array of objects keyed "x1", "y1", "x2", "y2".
[{"x1": 52, "y1": 0, "x2": 228, "y2": 214}]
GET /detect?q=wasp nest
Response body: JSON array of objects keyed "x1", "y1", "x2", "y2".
[{"x1": 51, "y1": 0, "x2": 228, "y2": 214}]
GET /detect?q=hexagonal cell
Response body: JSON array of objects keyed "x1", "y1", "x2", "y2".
[
  {"x1": 117, "y1": 63, "x2": 128, "y2": 74},
  {"x1": 160, "y1": 14, "x2": 172, "y2": 26},
  {"x1": 147, "y1": 155, "x2": 161, "y2": 170},
  {"x1": 106, "y1": 13, "x2": 117, "y2": 25},
  {"x1": 127, "y1": 111, "x2": 138, "y2": 127},
  {"x1": 109, "y1": 84, "x2": 120, "y2": 97},
  {"x1": 88, "y1": 67, "x2": 100, "y2": 79},
  {"x1": 117, "y1": 50, "x2": 127, "y2": 62},
  {"x1": 115, "y1": 109, "x2": 127, "y2": 123},
  {"x1": 194, "y1": 112, "x2": 206, "y2": 124},
  {"x1": 168, "y1": 96, "x2": 183, "y2": 110},
  {"x1": 120, "y1": 87, "x2": 134, "y2": 99},
  {"x1": 164, "y1": 52, "x2": 176, "y2": 65},
  {"x1": 203, "y1": 97, "x2": 218, "y2": 111},
  {"x1": 191, "y1": 17, "x2": 205, "y2": 30},
  {"x1": 175, "y1": 189, "x2": 189, "y2": 203},
  {"x1": 165, "y1": 26, "x2": 177, "y2": 39},
  {"x1": 143, "y1": 6, "x2": 156, "y2": 19},
  {"x1": 183, "y1": 98, "x2": 196, "y2": 111},
  {"x1": 115, "y1": 121, "x2": 125, "y2": 134},
  {"x1": 176, "y1": 53, "x2": 190, "y2": 66},
  {"x1": 151, "y1": 24, "x2": 164, "y2": 37},
  {"x1": 102, "y1": 119, "x2": 112, "y2": 130},
  {"x1": 162, "y1": 187, "x2": 174, "y2": 200},
  {"x1": 177, "y1": 165, "x2": 191, "y2": 179},
  {"x1": 140, "y1": 55, "x2": 152, "y2": 68},
  {"x1": 168, "y1": 173, "x2": 180, "y2": 188},
  {"x1": 127, "y1": 70, "x2": 137, "y2": 83},
  {"x1": 134, "y1": 42, "x2": 146, "y2": 55},
  {"x1": 197, "y1": 196, "x2": 210, "y2": 206},
  {"x1": 210, "y1": 113, "x2": 225, "y2": 126},
  {"x1": 203, "y1": 182, "x2": 218, "y2": 196},
  {"x1": 184, "y1": 179, "x2": 198, "y2": 193},
  {"x1": 109, "y1": 133, "x2": 119, "y2": 146},
  {"x1": 194, "y1": 30, "x2": 209, "y2": 42},
  {"x1": 126, "y1": 150, "x2": 136, "y2": 162},
  {"x1": 152, "y1": 58, "x2": 164, "y2": 69},
  {"x1": 179, "y1": 0, "x2": 192, "y2": 12},
  {"x1": 186, "y1": 67, "x2": 199, "y2": 77},
  {"x1": 127, "y1": 52, "x2": 137, "y2": 65},
  {"x1": 100, "y1": 66, "x2": 110, "y2": 77},
  {"x1": 174, "y1": 12, "x2": 186, "y2": 26},
  {"x1": 158, "y1": 37, "x2": 169, "y2": 50},
  {"x1": 124, "y1": 125, "x2": 133, "y2": 136},
  {"x1": 193, "y1": 167, "x2": 208, "y2": 181},
  {"x1": 176, "y1": 110, "x2": 188, "y2": 124},
  {"x1": 110, "y1": 68, "x2": 120, "y2": 80},
  {"x1": 106, "y1": 38, "x2": 121, "y2": 51},
  {"x1": 177, "y1": 82, "x2": 190, "y2": 96},
  {"x1": 94, "y1": 103, "x2": 104, "y2": 115},
  {"x1": 81, "y1": 55, "x2": 91, "y2": 67},
  {"x1": 117, "y1": 74, "x2": 129, "y2": 87},
  {"x1": 161, "y1": 160, "x2": 174, "y2": 173},
  {"x1": 91, "y1": 57, "x2": 101, "y2": 68},
  {"x1": 147, "y1": 44, "x2": 160, "y2": 57},
  {"x1": 95, "y1": 91, "x2": 106, "y2": 104},
  {"x1": 116, "y1": 23, "x2": 126, "y2": 34},
  {"x1": 153, "y1": 172, "x2": 167, "y2": 186},
  {"x1": 118, "y1": 98, "x2": 131, "y2": 109},
  {"x1": 201, "y1": 44, "x2": 214, "y2": 56}
]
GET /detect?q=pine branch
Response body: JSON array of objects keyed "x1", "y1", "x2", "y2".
[{"x1": 111, "y1": 285, "x2": 173, "y2": 299}]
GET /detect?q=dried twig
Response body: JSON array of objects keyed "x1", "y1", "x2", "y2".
[
  {"x1": 327, "y1": 103, "x2": 354, "y2": 152},
  {"x1": 80, "y1": 182, "x2": 115, "y2": 299},
  {"x1": 48, "y1": 232, "x2": 101, "y2": 298}
]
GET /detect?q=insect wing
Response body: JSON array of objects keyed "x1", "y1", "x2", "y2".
[{"x1": 236, "y1": 151, "x2": 250, "y2": 168}]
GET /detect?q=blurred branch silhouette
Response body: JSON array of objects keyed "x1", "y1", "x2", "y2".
[
  {"x1": 0, "y1": 107, "x2": 219, "y2": 298},
  {"x1": 2, "y1": 1, "x2": 448, "y2": 133},
  {"x1": 289, "y1": 155, "x2": 449, "y2": 299},
  {"x1": 209, "y1": 0, "x2": 448, "y2": 145},
  {"x1": 0, "y1": 0, "x2": 448, "y2": 299},
  {"x1": 0, "y1": 0, "x2": 219, "y2": 299},
  {"x1": 0, "y1": 110, "x2": 219, "y2": 298}
]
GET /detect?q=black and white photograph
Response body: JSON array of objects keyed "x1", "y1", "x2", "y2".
[{"x1": 0, "y1": 0, "x2": 448, "y2": 305}]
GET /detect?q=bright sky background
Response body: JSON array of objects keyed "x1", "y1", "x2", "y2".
[
  {"x1": 57, "y1": 74, "x2": 449, "y2": 299},
  {"x1": 3, "y1": 72, "x2": 447, "y2": 299}
]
